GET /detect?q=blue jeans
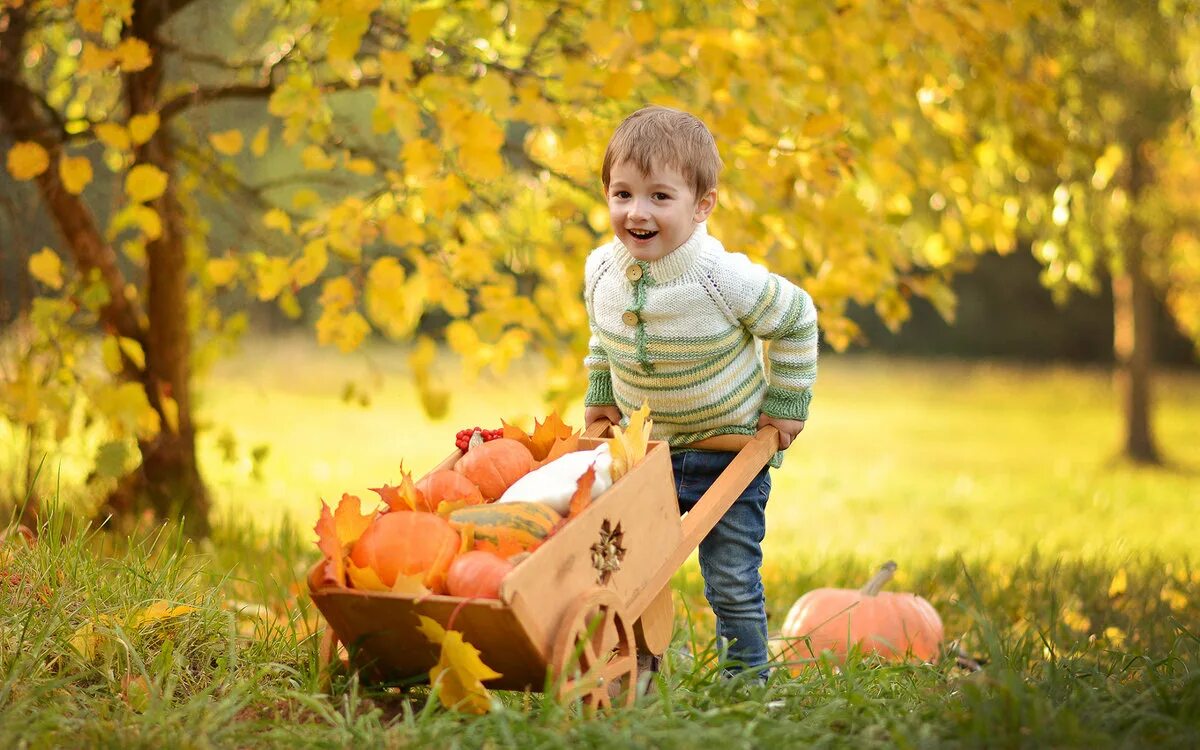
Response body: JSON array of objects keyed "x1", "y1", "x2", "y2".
[{"x1": 672, "y1": 450, "x2": 771, "y2": 675}]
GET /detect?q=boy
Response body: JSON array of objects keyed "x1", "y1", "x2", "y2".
[{"x1": 582, "y1": 106, "x2": 818, "y2": 678}]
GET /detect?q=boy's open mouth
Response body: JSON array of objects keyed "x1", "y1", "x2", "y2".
[{"x1": 628, "y1": 228, "x2": 658, "y2": 240}]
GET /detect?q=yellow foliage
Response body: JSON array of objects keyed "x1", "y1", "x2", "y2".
[
  {"x1": 115, "y1": 37, "x2": 153, "y2": 72},
  {"x1": 129, "y1": 112, "x2": 160, "y2": 145},
  {"x1": 209, "y1": 130, "x2": 245, "y2": 156},
  {"x1": 7, "y1": 141, "x2": 49, "y2": 180},
  {"x1": 125, "y1": 164, "x2": 168, "y2": 203},
  {"x1": 59, "y1": 155, "x2": 94, "y2": 194},
  {"x1": 28, "y1": 247, "x2": 63, "y2": 289},
  {"x1": 95, "y1": 123, "x2": 131, "y2": 151}
]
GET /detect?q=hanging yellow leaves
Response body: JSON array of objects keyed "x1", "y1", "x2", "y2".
[
  {"x1": 28, "y1": 248, "x2": 64, "y2": 289},
  {"x1": 417, "y1": 615, "x2": 501, "y2": 714},
  {"x1": 128, "y1": 112, "x2": 160, "y2": 145},
  {"x1": 125, "y1": 164, "x2": 168, "y2": 203},
  {"x1": 7, "y1": 142, "x2": 49, "y2": 181},
  {"x1": 59, "y1": 155, "x2": 94, "y2": 194},
  {"x1": 209, "y1": 130, "x2": 245, "y2": 156}
]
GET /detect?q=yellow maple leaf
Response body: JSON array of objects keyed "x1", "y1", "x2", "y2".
[
  {"x1": 254, "y1": 256, "x2": 291, "y2": 301},
  {"x1": 313, "y1": 493, "x2": 375, "y2": 589},
  {"x1": 115, "y1": 38, "x2": 152, "y2": 72},
  {"x1": 401, "y1": 138, "x2": 441, "y2": 179},
  {"x1": 59, "y1": 155, "x2": 94, "y2": 194},
  {"x1": 301, "y1": 145, "x2": 335, "y2": 171},
  {"x1": 292, "y1": 240, "x2": 328, "y2": 287},
  {"x1": 407, "y1": 7, "x2": 442, "y2": 46},
  {"x1": 417, "y1": 615, "x2": 501, "y2": 714},
  {"x1": 7, "y1": 141, "x2": 49, "y2": 181},
  {"x1": 28, "y1": 247, "x2": 63, "y2": 289},
  {"x1": 209, "y1": 129, "x2": 244, "y2": 156},
  {"x1": 125, "y1": 164, "x2": 168, "y2": 203},
  {"x1": 128, "y1": 112, "x2": 159, "y2": 145}
]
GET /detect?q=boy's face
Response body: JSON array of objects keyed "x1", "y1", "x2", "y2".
[{"x1": 606, "y1": 161, "x2": 716, "y2": 262}]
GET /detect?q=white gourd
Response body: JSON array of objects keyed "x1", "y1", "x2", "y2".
[{"x1": 496, "y1": 444, "x2": 614, "y2": 514}]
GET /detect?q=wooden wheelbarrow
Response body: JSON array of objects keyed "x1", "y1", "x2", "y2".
[{"x1": 308, "y1": 419, "x2": 780, "y2": 709}]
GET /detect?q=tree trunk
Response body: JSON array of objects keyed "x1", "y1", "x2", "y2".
[
  {"x1": 1112, "y1": 143, "x2": 1161, "y2": 464},
  {"x1": 1, "y1": 2, "x2": 211, "y2": 536}
]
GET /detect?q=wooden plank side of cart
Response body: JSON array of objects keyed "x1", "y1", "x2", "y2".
[{"x1": 498, "y1": 437, "x2": 681, "y2": 652}]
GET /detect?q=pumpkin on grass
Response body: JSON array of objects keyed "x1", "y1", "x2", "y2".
[
  {"x1": 773, "y1": 561, "x2": 943, "y2": 672},
  {"x1": 348, "y1": 511, "x2": 461, "y2": 593},
  {"x1": 446, "y1": 550, "x2": 515, "y2": 599},
  {"x1": 454, "y1": 431, "x2": 535, "y2": 500}
]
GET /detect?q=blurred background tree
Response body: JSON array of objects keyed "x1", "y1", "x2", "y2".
[{"x1": 0, "y1": 0, "x2": 1195, "y2": 534}]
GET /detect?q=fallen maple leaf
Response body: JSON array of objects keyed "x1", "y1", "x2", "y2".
[
  {"x1": 417, "y1": 615, "x2": 502, "y2": 714},
  {"x1": 70, "y1": 601, "x2": 197, "y2": 661},
  {"x1": 504, "y1": 411, "x2": 577, "y2": 462}
]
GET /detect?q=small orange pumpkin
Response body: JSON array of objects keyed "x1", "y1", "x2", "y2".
[
  {"x1": 348, "y1": 511, "x2": 461, "y2": 593},
  {"x1": 415, "y1": 470, "x2": 484, "y2": 511},
  {"x1": 454, "y1": 432, "x2": 535, "y2": 501},
  {"x1": 446, "y1": 550, "x2": 515, "y2": 599},
  {"x1": 774, "y1": 561, "x2": 943, "y2": 672}
]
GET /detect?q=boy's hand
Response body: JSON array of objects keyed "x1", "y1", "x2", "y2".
[
  {"x1": 584, "y1": 405, "x2": 622, "y2": 430},
  {"x1": 757, "y1": 414, "x2": 805, "y2": 449}
]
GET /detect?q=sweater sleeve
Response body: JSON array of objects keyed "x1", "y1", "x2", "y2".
[
  {"x1": 713, "y1": 252, "x2": 819, "y2": 421},
  {"x1": 583, "y1": 246, "x2": 616, "y2": 406}
]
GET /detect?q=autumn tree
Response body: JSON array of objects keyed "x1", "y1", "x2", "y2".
[
  {"x1": 990, "y1": 0, "x2": 1200, "y2": 463},
  {"x1": 1, "y1": 0, "x2": 1056, "y2": 535}
]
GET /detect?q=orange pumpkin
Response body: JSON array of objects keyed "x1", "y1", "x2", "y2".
[
  {"x1": 446, "y1": 550, "x2": 515, "y2": 599},
  {"x1": 454, "y1": 433, "x2": 535, "y2": 501},
  {"x1": 774, "y1": 561, "x2": 943, "y2": 672},
  {"x1": 415, "y1": 469, "x2": 484, "y2": 511},
  {"x1": 348, "y1": 511, "x2": 461, "y2": 593}
]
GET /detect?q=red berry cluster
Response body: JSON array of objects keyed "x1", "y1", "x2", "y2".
[{"x1": 455, "y1": 427, "x2": 502, "y2": 452}]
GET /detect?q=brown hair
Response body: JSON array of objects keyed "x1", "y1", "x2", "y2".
[{"x1": 601, "y1": 106, "x2": 723, "y2": 199}]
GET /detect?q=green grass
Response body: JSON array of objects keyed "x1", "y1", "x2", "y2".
[{"x1": 3, "y1": 336, "x2": 1199, "y2": 747}]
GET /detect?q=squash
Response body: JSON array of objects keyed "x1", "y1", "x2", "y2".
[
  {"x1": 497, "y1": 444, "x2": 613, "y2": 514},
  {"x1": 347, "y1": 511, "x2": 461, "y2": 594},
  {"x1": 773, "y1": 561, "x2": 943, "y2": 672},
  {"x1": 454, "y1": 432, "x2": 535, "y2": 500},
  {"x1": 447, "y1": 502, "x2": 562, "y2": 558},
  {"x1": 446, "y1": 550, "x2": 515, "y2": 599},
  {"x1": 415, "y1": 469, "x2": 484, "y2": 510}
]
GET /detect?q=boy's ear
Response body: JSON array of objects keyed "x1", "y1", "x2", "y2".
[{"x1": 693, "y1": 188, "x2": 717, "y2": 223}]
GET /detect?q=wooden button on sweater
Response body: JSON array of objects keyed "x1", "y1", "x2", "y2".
[
  {"x1": 625, "y1": 264, "x2": 643, "y2": 281},
  {"x1": 622, "y1": 310, "x2": 639, "y2": 326}
]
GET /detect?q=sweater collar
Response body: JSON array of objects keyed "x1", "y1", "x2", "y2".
[{"x1": 611, "y1": 223, "x2": 707, "y2": 284}]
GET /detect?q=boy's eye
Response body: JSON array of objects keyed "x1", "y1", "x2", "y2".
[
  {"x1": 652, "y1": 192, "x2": 671, "y2": 201},
  {"x1": 613, "y1": 190, "x2": 631, "y2": 199}
]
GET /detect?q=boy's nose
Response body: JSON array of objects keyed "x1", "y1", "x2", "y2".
[{"x1": 629, "y1": 199, "x2": 650, "y2": 219}]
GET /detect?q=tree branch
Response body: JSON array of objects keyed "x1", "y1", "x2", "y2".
[{"x1": 160, "y1": 81, "x2": 276, "y2": 121}]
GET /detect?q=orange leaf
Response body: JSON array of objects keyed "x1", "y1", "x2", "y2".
[
  {"x1": 370, "y1": 465, "x2": 426, "y2": 512},
  {"x1": 503, "y1": 411, "x2": 576, "y2": 461},
  {"x1": 537, "y1": 431, "x2": 581, "y2": 468},
  {"x1": 313, "y1": 501, "x2": 347, "y2": 588},
  {"x1": 333, "y1": 493, "x2": 374, "y2": 546},
  {"x1": 567, "y1": 465, "x2": 596, "y2": 518}
]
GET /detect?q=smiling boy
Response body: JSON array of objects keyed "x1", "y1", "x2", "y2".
[{"x1": 582, "y1": 106, "x2": 820, "y2": 678}]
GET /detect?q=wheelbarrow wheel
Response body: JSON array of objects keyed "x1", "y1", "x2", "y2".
[{"x1": 552, "y1": 588, "x2": 638, "y2": 711}]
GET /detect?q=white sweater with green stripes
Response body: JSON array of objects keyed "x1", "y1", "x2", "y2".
[{"x1": 584, "y1": 224, "x2": 819, "y2": 452}]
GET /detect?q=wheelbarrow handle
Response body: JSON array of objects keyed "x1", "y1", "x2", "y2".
[{"x1": 584, "y1": 417, "x2": 779, "y2": 454}]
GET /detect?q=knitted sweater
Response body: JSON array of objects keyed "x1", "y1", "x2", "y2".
[{"x1": 583, "y1": 224, "x2": 818, "y2": 454}]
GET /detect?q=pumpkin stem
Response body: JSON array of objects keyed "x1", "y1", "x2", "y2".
[
  {"x1": 468, "y1": 429, "x2": 484, "y2": 450},
  {"x1": 860, "y1": 560, "x2": 898, "y2": 596}
]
